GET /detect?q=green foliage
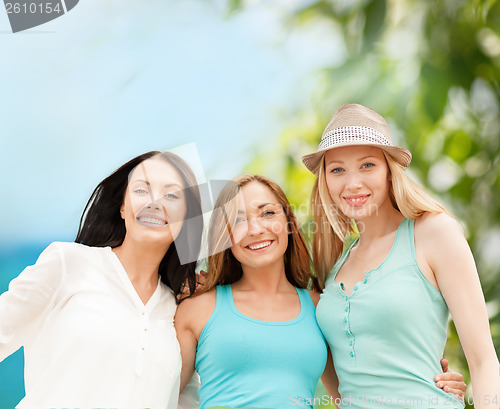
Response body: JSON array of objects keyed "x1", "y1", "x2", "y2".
[
  {"x1": 225, "y1": 0, "x2": 244, "y2": 16},
  {"x1": 234, "y1": 0, "x2": 500, "y2": 407}
]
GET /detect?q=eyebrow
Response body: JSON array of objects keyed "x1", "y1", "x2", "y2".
[
  {"x1": 257, "y1": 202, "x2": 278, "y2": 209},
  {"x1": 326, "y1": 155, "x2": 378, "y2": 165},
  {"x1": 237, "y1": 203, "x2": 278, "y2": 214},
  {"x1": 131, "y1": 179, "x2": 183, "y2": 189},
  {"x1": 326, "y1": 160, "x2": 344, "y2": 165},
  {"x1": 165, "y1": 183, "x2": 183, "y2": 189}
]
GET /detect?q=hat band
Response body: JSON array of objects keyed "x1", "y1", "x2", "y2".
[{"x1": 318, "y1": 126, "x2": 391, "y2": 151}]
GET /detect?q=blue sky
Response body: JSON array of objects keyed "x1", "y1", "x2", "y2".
[{"x1": 0, "y1": 0, "x2": 343, "y2": 244}]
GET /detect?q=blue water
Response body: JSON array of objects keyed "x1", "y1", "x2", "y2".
[{"x1": 0, "y1": 242, "x2": 50, "y2": 409}]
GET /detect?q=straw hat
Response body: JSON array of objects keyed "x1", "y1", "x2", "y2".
[{"x1": 302, "y1": 103, "x2": 412, "y2": 174}]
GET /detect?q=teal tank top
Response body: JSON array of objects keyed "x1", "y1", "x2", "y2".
[
  {"x1": 316, "y1": 218, "x2": 464, "y2": 409},
  {"x1": 195, "y1": 285, "x2": 328, "y2": 409}
]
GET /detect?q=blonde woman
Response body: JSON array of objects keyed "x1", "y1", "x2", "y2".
[
  {"x1": 175, "y1": 174, "x2": 466, "y2": 409},
  {"x1": 303, "y1": 103, "x2": 500, "y2": 409}
]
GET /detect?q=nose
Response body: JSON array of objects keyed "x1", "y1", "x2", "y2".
[
  {"x1": 146, "y1": 201, "x2": 161, "y2": 211},
  {"x1": 345, "y1": 172, "x2": 363, "y2": 191},
  {"x1": 247, "y1": 217, "x2": 265, "y2": 236}
]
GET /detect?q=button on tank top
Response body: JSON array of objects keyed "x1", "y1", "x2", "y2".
[
  {"x1": 316, "y1": 218, "x2": 464, "y2": 409},
  {"x1": 195, "y1": 285, "x2": 327, "y2": 409}
]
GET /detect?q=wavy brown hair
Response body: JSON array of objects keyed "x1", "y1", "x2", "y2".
[{"x1": 200, "y1": 174, "x2": 318, "y2": 293}]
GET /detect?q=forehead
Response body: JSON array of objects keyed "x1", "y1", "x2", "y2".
[
  {"x1": 129, "y1": 158, "x2": 184, "y2": 185},
  {"x1": 240, "y1": 181, "x2": 280, "y2": 209},
  {"x1": 325, "y1": 145, "x2": 385, "y2": 161}
]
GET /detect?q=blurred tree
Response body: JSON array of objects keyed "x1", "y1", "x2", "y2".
[{"x1": 230, "y1": 0, "x2": 500, "y2": 407}]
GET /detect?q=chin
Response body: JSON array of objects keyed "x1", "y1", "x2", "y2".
[
  {"x1": 139, "y1": 230, "x2": 174, "y2": 245},
  {"x1": 247, "y1": 255, "x2": 281, "y2": 268},
  {"x1": 344, "y1": 206, "x2": 376, "y2": 219}
]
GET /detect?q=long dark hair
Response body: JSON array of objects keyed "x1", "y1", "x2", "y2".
[{"x1": 75, "y1": 151, "x2": 202, "y2": 300}]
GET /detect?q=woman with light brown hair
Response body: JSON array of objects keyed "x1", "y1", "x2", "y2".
[{"x1": 175, "y1": 174, "x2": 329, "y2": 409}]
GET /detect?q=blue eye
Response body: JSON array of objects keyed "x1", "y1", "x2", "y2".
[
  {"x1": 165, "y1": 193, "x2": 179, "y2": 199},
  {"x1": 134, "y1": 189, "x2": 148, "y2": 194},
  {"x1": 262, "y1": 210, "x2": 276, "y2": 217},
  {"x1": 331, "y1": 167, "x2": 344, "y2": 174},
  {"x1": 362, "y1": 162, "x2": 375, "y2": 169},
  {"x1": 235, "y1": 217, "x2": 246, "y2": 224}
]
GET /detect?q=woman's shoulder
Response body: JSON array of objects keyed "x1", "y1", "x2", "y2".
[
  {"x1": 414, "y1": 212, "x2": 464, "y2": 239},
  {"x1": 37, "y1": 241, "x2": 83, "y2": 258},
  {"x1": 45, "y1": 241, "x2": 101, "y2": 251},
  {"x1": 176, "y1": 288, "x2": 217, "y2": 319},
  {"x1": 414, "y1": 213, "x2": 467, "y2": 264},
  {"x1": 42, "y1": 241, "x2": 109, "y2": 260},
  {"x1": 175, "y1": 288, "x2": 217, "y2": 336}
]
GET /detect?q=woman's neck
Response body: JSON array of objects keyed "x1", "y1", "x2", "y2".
[
  {"x1": 236, "y1": 260, "x2": 292, "y2": 294},
  {"x1": 112, "y1": 238, "x2": 169, "y2": 288},
  {"x1": 355, "y1": 207, "x2": 404, "y2": 246}
]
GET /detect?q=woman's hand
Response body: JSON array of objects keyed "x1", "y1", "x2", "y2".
[
  {"x1": 178, "y1": 270, "x2": 208, "y2": 301},
  {"x1": 195, "y1": 270, "x2": 208, "y2": 290},
  {"x1": 435, "y1": 358, "x2": 467, "y2": 400}
]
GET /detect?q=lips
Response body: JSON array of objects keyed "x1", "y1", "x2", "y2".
[
  {"x1": 344, "y1": 194, "x2": 370, "y2": 207},
  {"x1": 136, "y1": 213, "x2": 167, "y2": 228},
  {"x1": 245, "y1": 240, "x2": 274, "y2": 251}
]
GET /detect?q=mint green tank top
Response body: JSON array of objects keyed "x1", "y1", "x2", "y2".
[
  {"x1": 316, "y1": 218, "x2": 464, "y2": 409},
  {"x1": 195, "y1": 285, "x2": 327, "y2": 409}
]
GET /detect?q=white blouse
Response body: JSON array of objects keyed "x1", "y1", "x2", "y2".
[{"x1": 0, "y1": 242, "x2": 182, "y2": 409}]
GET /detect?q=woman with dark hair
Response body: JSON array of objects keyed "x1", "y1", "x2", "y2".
[
  {"x1": 76, "y1": 150, "x2": 202, "y2": 296},
  {"x1": 0, "y1": 151, "x2": 202, "y2": 409}
]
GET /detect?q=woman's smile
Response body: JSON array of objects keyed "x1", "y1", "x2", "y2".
[
  {"x1": 245, "y1": 239, "x2": 275, "y2": 252},
  {"x1": 136, "y1": 213, "x2": 168, "y2": 228},
  {"x1": 343, "y1": 194, "x2": 371, "y2": 207}
]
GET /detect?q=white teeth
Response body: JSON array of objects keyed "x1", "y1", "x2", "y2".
[
  {"x1": 247, "y1": 240, "x2": 272, "y2": 250},
  {"x1": 138, "y1": 217, "x2": 166, "y2": 225},
  {"x1": 348, "y1": 197, "x2": 365, "y2": 202}
]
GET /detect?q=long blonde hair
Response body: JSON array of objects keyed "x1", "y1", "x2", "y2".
[
  {"x1": 200, "y1": 174, "x2": 318, "y2": 294},
  {"x1": 312, "y1": 150, "x2": 452, "y2": 289}
]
